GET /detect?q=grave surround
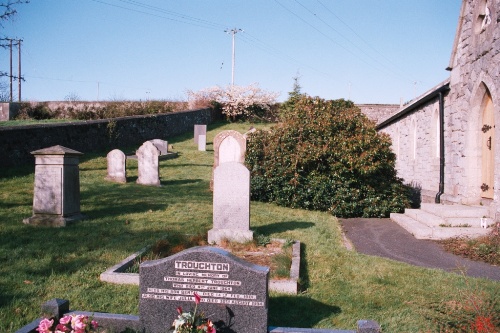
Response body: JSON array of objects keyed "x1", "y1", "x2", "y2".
[
  {"x1": 140, "y1": 246, "x2": 269, "y2": 333},
  {"x1": 99, "y1": 239, "x2": 301, "y2": 294}
]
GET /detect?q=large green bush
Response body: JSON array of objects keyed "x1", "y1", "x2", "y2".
[{"x1": 246, "y1": 94, "x2": 409, "y2": 218}]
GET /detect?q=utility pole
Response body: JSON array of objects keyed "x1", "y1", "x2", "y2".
[
  {"x1": 225, "y1": 28, "x2": 242, "y2": 86},
  {"x1": 9, "y1": 39, "x2": 13, "y2": 102},
  {"x1": 18, "y1": 39, "x2": 22, "y2": 102}
]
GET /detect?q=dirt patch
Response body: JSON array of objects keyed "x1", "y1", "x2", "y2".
[{"x1": 128, "y1": 234, "x2": 292, "y2": 278}]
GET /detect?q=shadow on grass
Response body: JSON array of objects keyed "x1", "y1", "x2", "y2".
[
  {"x1": 268, "y1": 295, "x2": 341, "y2": 328},
  {"x1": 253, "y1": 221, "x2": 315, "y2": 235}
]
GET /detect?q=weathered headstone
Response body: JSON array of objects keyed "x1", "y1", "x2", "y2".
[
  {"x1": 198, "y1": 134, "x2": 206, "y2": 151},
  {"x1": 213, "y1": 130, "x2": 246, "y2": 167},
  {"x1": 140, "y1": 246, "x2": 269, "y2": 333},
  {"x1": 211, "y1": 130, "x2": 246, "y2": 190},
  {"x1": 106, "y1": 149, "x2": 127, "y2": 183},
  {"x1": 136, "y1": 141, "x2": 161, "y2": 186},
  {"x1": 149, "y1": 139, "x2": 169, "y2": 155},
  {"x1": 194, "y1": 124, "x2": 207, "y2": 145},
  {"x1": 23, "y1": 145, "x2": 84, "y2": 227},
  {"x1": 208, "y1": 162, "x2": 253, "y2": 244}
]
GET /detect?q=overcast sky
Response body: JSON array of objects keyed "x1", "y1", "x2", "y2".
[{"x1": 1, "y1": 0, "x2": 462, "y2": 104}]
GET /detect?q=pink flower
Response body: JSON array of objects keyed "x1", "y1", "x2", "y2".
[
  {"x1": 55, "y1": 323, "x2": 69, "y2": 332},
  {"x1": 71, "y1": 315, "x2": 87, "y2": 332},
  {"x1": 36, "y1": 318, "x2": 54, "y2": 333},
  {"x1": 59, "y1": 315, "x2": 72, "y2": 325},
  {"x1": 194, "y1": 292, "x2": 201, "y2": 304},
  {"x1": 91, "y1": 320, "x2": 99, "y2": 329}
]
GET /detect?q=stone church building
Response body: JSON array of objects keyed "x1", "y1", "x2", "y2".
[{"x1": 377, "y1": 0, "x2": 500, "y2": 236}]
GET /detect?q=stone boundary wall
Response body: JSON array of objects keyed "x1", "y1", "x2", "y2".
[
  {"x1": 0, "y1": 108, "x2": 220, "y2": 168},
  {"x1": 356, "y1": 104, "x2": 400, "y2": 125}
]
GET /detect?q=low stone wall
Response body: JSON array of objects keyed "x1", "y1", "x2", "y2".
[{"x1": 0, "y1": 108, "x2": 219, "y2": 168}]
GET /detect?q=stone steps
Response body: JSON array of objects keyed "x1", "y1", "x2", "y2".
[{"x1": 390, "y1": 203, "x2": 492, "y2": 240}]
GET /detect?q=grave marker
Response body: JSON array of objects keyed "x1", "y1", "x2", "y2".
[
  {"x1": 213, "y1": 130, "x2": 246, "y2": 167},
  {"x1": 194, "y1": 124, "x2": 207, "y2": 145},
  {"x1": 136, "y1": 141, "x2": 161, "y2": 186},
  {"x1": 149, "y1": 139, "x2": 169, "y2": 155},
  {"x1": 209, "y1": 162, "x2": 253, "y2": 244},
  {"x1": 106, "y1": 149, "x2": 126, "y2": 183},
  {"x1": 23, "y1": 145, "x2": 84, "y2": 227},
  {"x1": 198, "y1": 134, "x2": 206, "y2": 151},
  {"x1": 140, "y1": 246, "x2": 269, "y2": 333}
]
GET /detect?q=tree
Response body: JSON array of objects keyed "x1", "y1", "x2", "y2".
[
  {"x1": 246, "y1": 94, "x2": 409, "y2": 218},
  {"x1": 187, "y1": 84, "x2": 279, "y2": 121}
]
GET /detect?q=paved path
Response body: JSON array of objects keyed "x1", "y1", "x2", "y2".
[{"x1": 339, "y1": 218, "x2": 500, "y2": 281}]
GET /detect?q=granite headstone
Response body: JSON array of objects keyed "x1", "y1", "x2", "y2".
[
  {"x1": 149, "y1": 139, "x2": 169, "y2": 155},
  {"x1": 140, "y1": 246, "x2": 269, "y2": 333}
]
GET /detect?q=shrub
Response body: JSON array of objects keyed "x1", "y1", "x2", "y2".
[
  {"x1": 245, "y1": 94, "x2": 409, "y2": 218},
  {"x1": 187, "y1": 84, "x2": 279, "y2": 122}
]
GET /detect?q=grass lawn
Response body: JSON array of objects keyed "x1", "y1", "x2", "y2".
[{"x1": 0, "y1": 121, "x2": 498, "y2": 333}]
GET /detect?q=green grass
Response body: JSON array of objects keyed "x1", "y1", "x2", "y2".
[
  {"x1": 0, "y1": 121, "x2": 499, "y2": 333},
  {"x1": 0, "y1": 119, "x2": 85, "y2": 127}
]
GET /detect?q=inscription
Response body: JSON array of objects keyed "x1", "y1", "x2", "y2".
[
  {"x1": 175, "y1": 260, "x2": 230, "y2": 271},
  {"x1": 165, "y1": 276, "x2": 241, "y2": 286},
  {"x1": 176, "y1": 271, "x2": 229, "y2": 278},
  {"x1": 142, "y1": 294, "x2": 264, "y2": 306}
]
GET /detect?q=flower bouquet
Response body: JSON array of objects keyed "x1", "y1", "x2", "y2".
[
  {"x1": 36, "y1": 314, "x2": 99, "y2": 333},
  {"x1": 172, "y1": 292, "x2": 216, "y2": 333}
]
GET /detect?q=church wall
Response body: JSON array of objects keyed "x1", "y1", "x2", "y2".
[
  {"x1": 445, "y1": 0, "x2": 500, "y2": 215},
  {"x1": 380, "y1": 98, "x2": 442, "y2": 203}
]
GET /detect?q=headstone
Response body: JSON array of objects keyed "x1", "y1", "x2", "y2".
[
  {"x1": 194, "y1": 124, "x2": 207, "y2": 145},
  {"x1": 211, "y1": 130, "x2": 246, "y2": 190},
  {"x1": 106, "y1": 149, "x2": 126, "y2": 183},
  {"x1": 149, "y1": 139, "x2": 169, "y2": 155},
  {"x1": 198, "y1": 134, "x2": 206, "y2": 151},
  {"x1": 23, "y1": 145, "x2": 84, "y2": 227},
  {"x1": 136, "y1": 141, "x2": 160, "y2": 186},
  {"x1": 213, "y1": 130, "x2": 246, "y2": 168},
  {"x1": 208, "y1": 162, "x2": 253, "y2": 244},
  {"x1": 140, "y1": 246, "x2": 269, "y2": 333}
]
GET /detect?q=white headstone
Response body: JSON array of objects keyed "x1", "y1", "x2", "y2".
[
  {"x1": 106, "y1": 149, "x2": 126, "y2": 183},
  {"x1": 208, "y1": 162, "x2": 253, "y2": 244},
  {"x1": 136, "y1": 141, "x2": 161, "y2": 186},
  {"x1": 219, "y1": 136, "x2": 242, "y2": 164},
  {"x1": 194, "y1": 124, "x2": 207, "y2": 145},
  {"x1": 198, "y1": 134, "x2": 206, "y2": 151}
]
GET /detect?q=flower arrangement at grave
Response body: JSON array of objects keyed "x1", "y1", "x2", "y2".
[
  {"x1": 172, "y1": 292, "x2": 216, "y2": 333},
  {"x1": 36, "y1": 314, "x2": 99, "y2": 333}
]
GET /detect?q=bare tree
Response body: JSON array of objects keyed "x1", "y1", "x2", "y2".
[{"x1": 0, "y1": 0, "x2": 28, "y2": 27}]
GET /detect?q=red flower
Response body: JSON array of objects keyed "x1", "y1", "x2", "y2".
[
  {"x1": 176, "y1": 306, "x2": 183, "y2": 315},
  {"x1": 194, "y1": 292, "x2": 201, "y2": 304},
  {"x1": 471, "y1": 316, "x2": 496, "y2": 333}
]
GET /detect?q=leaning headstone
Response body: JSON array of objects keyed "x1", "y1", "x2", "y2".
[
  {"x1": 149, "y1": 139, "x2": 169, "y2": 155},
  {"x1": 136, "y1": 141, "x2": 160, "y2": 186},
  {"x1": 194, "y1": 124, "x2": 207, "y2": 145},
  {"x1": 208, "y1": 162, "x2": 253, "y2": 244},
  {"x1": 198, "y1": 134, "x2": 206, "y2": 151},
  {"x1": 106, "y1": 149, "x2": 126, "y2": 183},
  {"x1": 140, "y1": 246, "x2": 269, "y2": 333},
  {"x1": 23, "y1": 145, "x2": 84, "y2": 227}
]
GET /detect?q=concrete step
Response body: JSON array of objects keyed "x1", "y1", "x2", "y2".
[
  {"x1": 390, "y1": 211, "x2": 491, "y2": 240},
  {"x1": 390, "y1": 213, "x2": 435, "y2": 239},
  {"x1": 420, "y1": 203, "x2": 489, "y2": 218}
]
